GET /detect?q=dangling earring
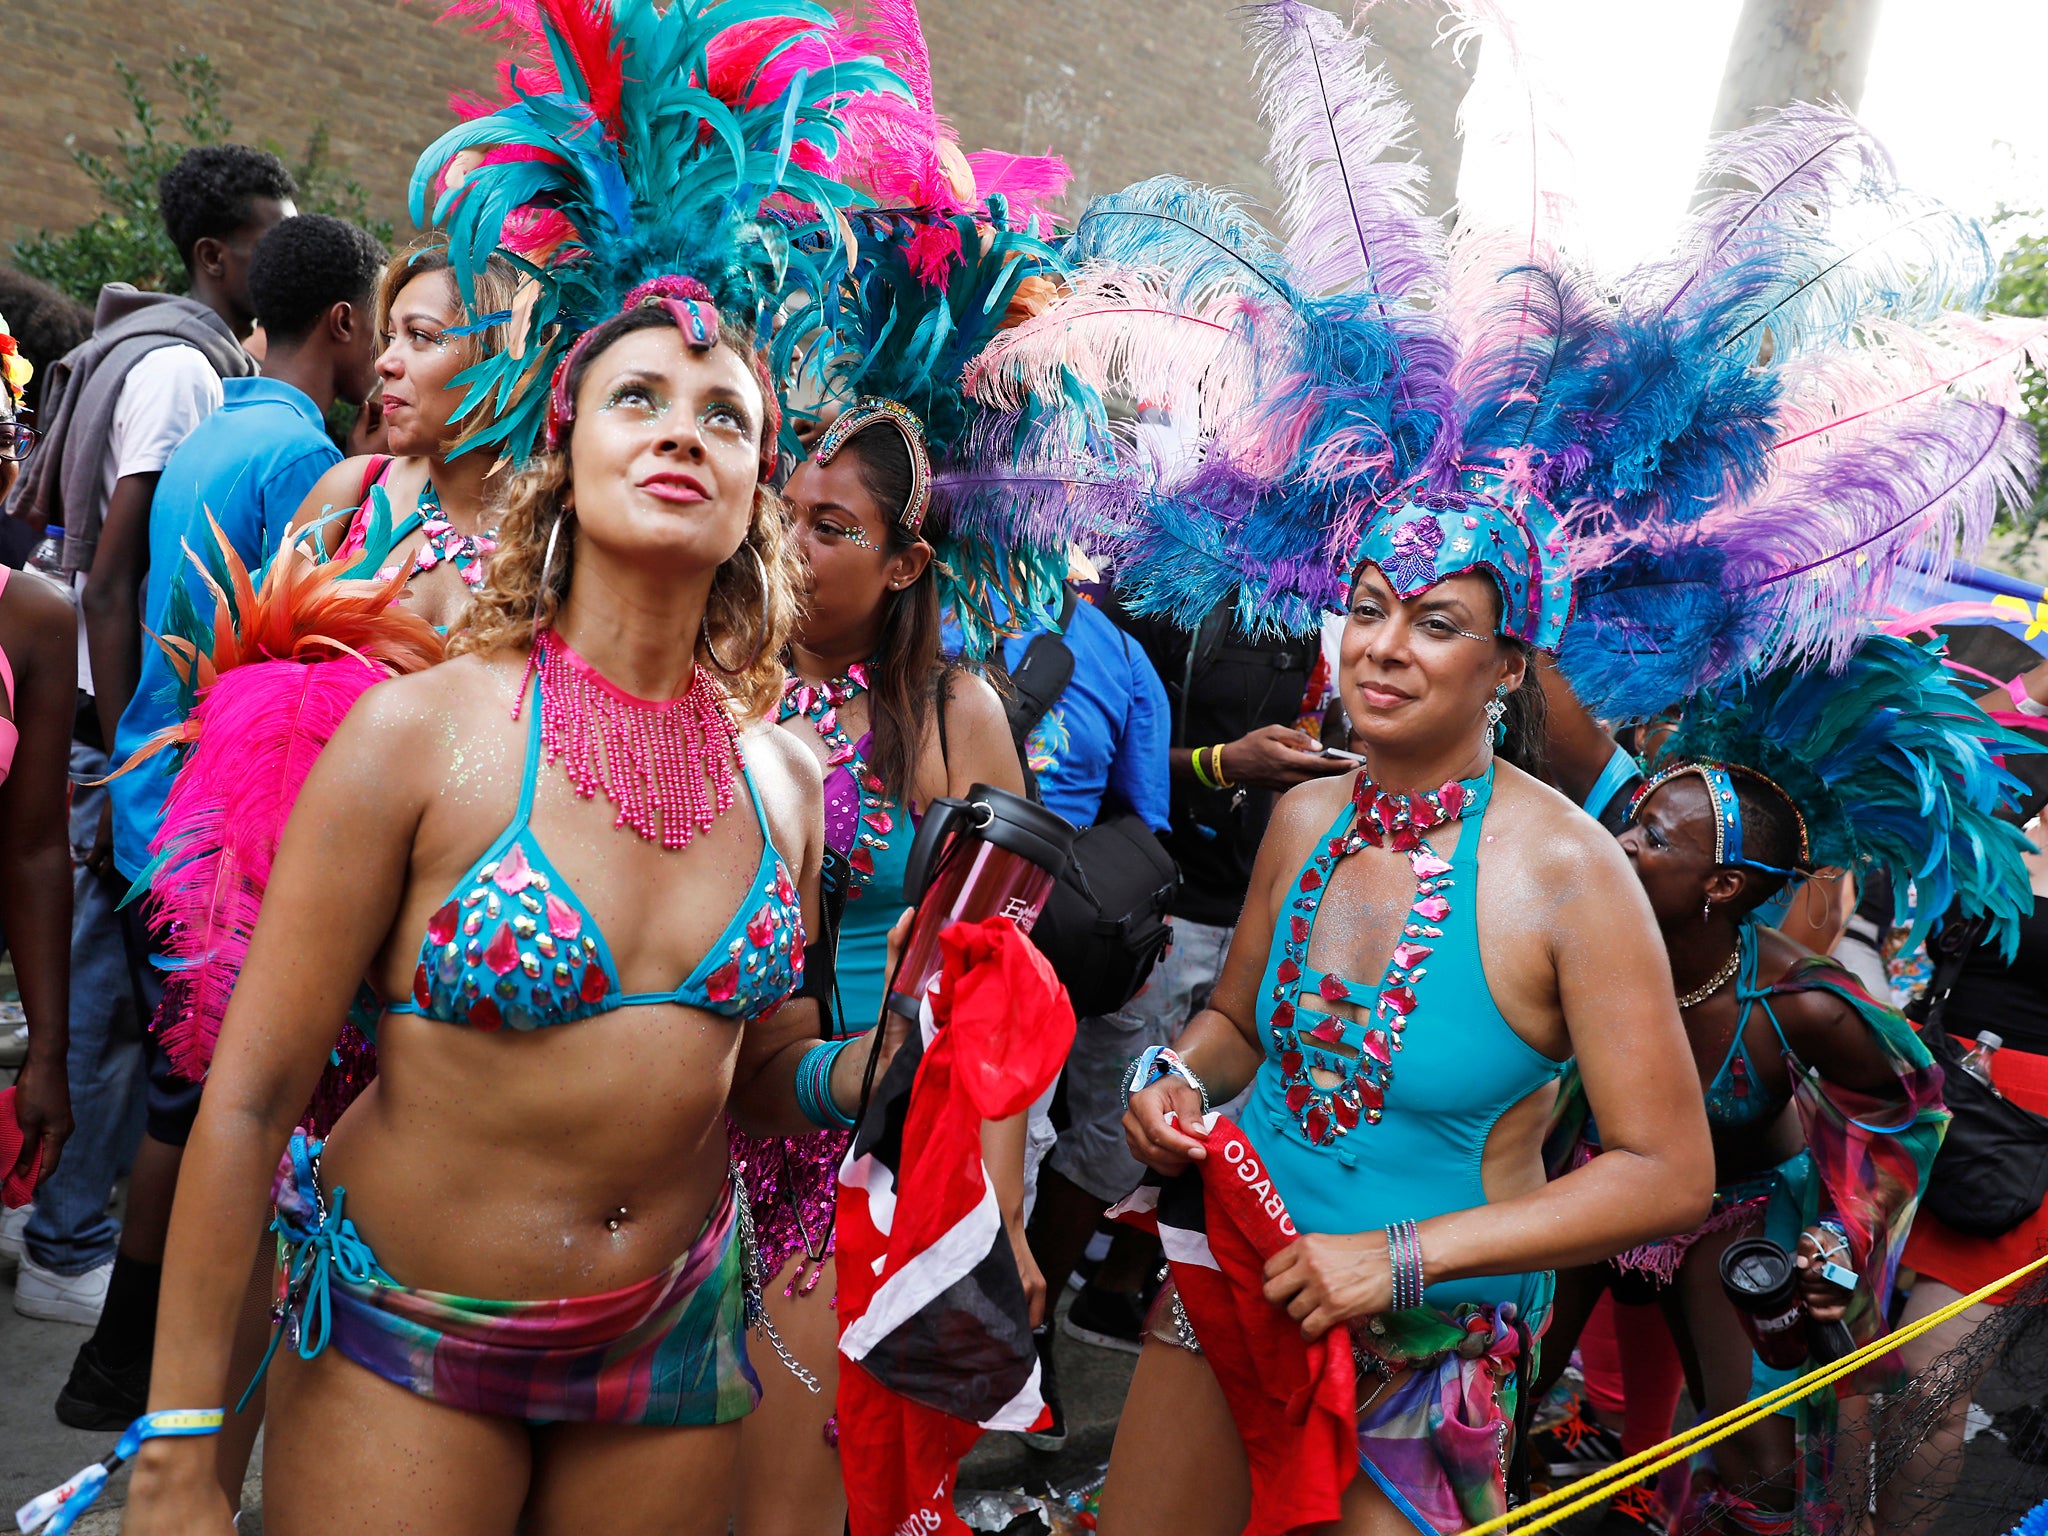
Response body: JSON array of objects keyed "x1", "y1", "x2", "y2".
[
  {"x1": 1484, "y1": 682, "x2": 1509, "y2": 747},
  {"x1": 1702, "y1": 894, "x2": 1713, "y2": 923},
  {"x1": 703, "y1": 542, "x2": 772, "y2": 674},
  {"x1": 536, "y1": 509, "x2": 568, "y2": 622}
]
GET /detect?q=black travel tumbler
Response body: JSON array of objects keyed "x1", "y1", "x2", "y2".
[{"x1": 1719, "y1": 1236, "x2": 1812, "y2": 1372}]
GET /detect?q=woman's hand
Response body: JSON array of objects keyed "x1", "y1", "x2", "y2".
[
  {"x1": 1122, "y1": 1079, "x2": 1207, "y2": 1174},
  {"x1": 121, "y1": 1436, "x2": 238, "y2": 1535},
  {"x1": 12, "y1": 1052, "x2": 72, "y2": 1183},
  {"x1": 1795, "y1": 1225, "x2": 1855, "y2": 1322},
  {"x1": 1006, "y1": 1217, "x2": 1047, "y2": 1329},
  {"x1": 1262, "y1": 1231, "x2": 1392, "y2": 1341}
]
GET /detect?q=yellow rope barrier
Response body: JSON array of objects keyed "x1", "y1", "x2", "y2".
[{"x1": 1462, "y1": 1249, "x2": 2048, "y2": 1536}]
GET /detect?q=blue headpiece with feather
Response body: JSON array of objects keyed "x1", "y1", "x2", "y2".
[{"x1": 964, "y1": 1, "x2": 2038, "y2": 725}]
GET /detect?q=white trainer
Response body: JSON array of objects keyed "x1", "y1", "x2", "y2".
[
  {"x1": 0, "y1": 1203, "x2": 30, "y2": 1268},
  {"x1": 14, "y1": 1255, "x2": 113, "y2": 1325}
]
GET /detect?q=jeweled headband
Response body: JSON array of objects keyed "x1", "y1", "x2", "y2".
[
  {"x1": 812, "y1": 396, "x2": 934, "y2": 536},
  {"x1": 542, "y1": 275, "x2": 780, "y2": 480},
  {"x1": 1351, "y1": 469, "x2": 1572, "y2": 651},
  {"x1": 1627, "y1": 761, "x2": 1811, "y2": 882}
]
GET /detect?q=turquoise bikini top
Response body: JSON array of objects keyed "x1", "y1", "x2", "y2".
[
  {"x1": 387, "y1": 674, "x2": 804, "y2": 1032},
  {"x1": 1702, "y1": 921, "x2": 1795, "y2": 1129},
  {"x1": 1241, "y1": 765, "x2": 1566, "y2": 1316}
]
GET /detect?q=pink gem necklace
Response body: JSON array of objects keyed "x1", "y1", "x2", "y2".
[
  {"x1": 410, "y1": 478, "x2": 498, "y2": 587},
  {"x1": 776, "y1": 662, "x2": 897, "y2": 898},
  {"x1": 1269, "y1": 764, "x2": 1494, "y2": 1146},
  {"x1": 516, "y1": 628, "x2": 741, "y2": 850}
]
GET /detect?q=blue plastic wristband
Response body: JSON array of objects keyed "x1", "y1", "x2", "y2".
[
  {"x1": 796, "y1": 1038, "x2": 858, "y2": 1130},
  {"x1": 16, "y1": 1408, "x2": 224, "y2": 1535}
]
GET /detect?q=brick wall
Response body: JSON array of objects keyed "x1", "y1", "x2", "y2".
[
  {"x1": 1, "y1": 0, "x2": 503, "y2": 250},
  {"x1": 3, "y1": 0, "x2": 1469, "y2": 256}
]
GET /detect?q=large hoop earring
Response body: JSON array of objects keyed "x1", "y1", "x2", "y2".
[
  {"x1": 537, "y1": 509, "x2": 568, "y2": 620},
  {"x1": 702, "y1": 541, "x2": 771, "y2": 675}
]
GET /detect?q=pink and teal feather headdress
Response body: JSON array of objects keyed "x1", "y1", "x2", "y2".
[{"x1": 407, "y1": 0, "x2": 909, "y2": 464}]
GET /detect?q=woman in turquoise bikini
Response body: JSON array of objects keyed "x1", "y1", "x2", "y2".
[
  {"x1": 1107, "y1": 493, "x2": 1715, "y2": 1536},
  {"x1": 114, "y1": 1, "x2": 911, "y2": 1527}
]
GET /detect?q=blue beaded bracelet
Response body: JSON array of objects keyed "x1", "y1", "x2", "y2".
[
  {"x1": 796, "y1": 1038, "x2": 858, "y2": 1131},
  {"x1": 1385, "y1": 1219, "x2": 1425, "y2": 1312}
]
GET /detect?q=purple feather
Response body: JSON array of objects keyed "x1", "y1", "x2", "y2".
[
  {"x1": 1640, "y1": 102, "x2": 1891, "y2": 320},
  {"x1": 1245, "y1": 0, "x2": 1445, "y2": 303}
]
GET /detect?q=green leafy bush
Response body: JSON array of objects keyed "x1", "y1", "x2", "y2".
[{"x1": 13, "y1": 53, "x2": 396, "y2": 306}]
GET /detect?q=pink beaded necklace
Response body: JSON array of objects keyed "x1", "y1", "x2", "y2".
[{"x1": 515, "y1": 628, "x2": 741, "y2": 849}]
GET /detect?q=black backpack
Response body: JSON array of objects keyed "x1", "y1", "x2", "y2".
[{"x1": 1003, "y1": 589, "x2": 1180, "y2": 1018}]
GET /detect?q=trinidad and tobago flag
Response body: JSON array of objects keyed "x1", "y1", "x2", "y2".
[
  {"x1": 1111, "y1": 1113, "x2": 1357, "y2": 1535},
  {"x1": 835, "y1": 917, "x2": 1076, "y2": 1536}
]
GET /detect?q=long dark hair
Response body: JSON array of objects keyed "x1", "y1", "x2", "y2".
[
  {"x1": 836, "y1": 421, "x2": 945, "y2": 809},
  {"x1": 1499, "y1": 637, "x2": 1548, "y2": 778}
]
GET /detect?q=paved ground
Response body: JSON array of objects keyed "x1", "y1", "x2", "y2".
[{"x1": 7, "y1": 1261, "x2": 2045, "y2": 1536}]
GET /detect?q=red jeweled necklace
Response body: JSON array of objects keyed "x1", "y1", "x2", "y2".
[
  {"x1": 516, "y1": 628, "x2": 741, "y2": 850},
  {"x1": 1269, "y1": 763, "x2": 1495, "y2": 1145},
  {"x1": 776, "y1": 662, "x2": 896, "y2": 897}
]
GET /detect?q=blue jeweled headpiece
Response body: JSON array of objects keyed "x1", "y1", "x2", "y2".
[
  {"x1": 1352, "y1": 472, "x2": 1573, "y2": 651},
  {"x1": 1626, "y1": 761, "x2": 1809, "y2": 884}
]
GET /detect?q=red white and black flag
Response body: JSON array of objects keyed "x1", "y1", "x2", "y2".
[{"x1": 835, "y1": 917, "x2": 1076, "y2": 1536}]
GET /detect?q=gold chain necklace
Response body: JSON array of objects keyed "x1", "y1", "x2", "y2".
[{"x1": 1676, "y1": 946, "x2": 1742, "y2": 1009}]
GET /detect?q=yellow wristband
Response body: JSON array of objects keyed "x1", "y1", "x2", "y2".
[
  {"x1": 1191, "y1": 745, "x2": 1218, "y2": 790},
  {"x1": 1210, "y1": 742, "x2": 1234, "y2": 787}
]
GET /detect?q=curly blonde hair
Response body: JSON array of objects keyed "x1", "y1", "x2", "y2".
[
  {"x1": 378, "y1": 241, "x2": 532, "y2": 456},
  {"x1": 450, "y1": 312, "x2": 800, "y2": 723}
]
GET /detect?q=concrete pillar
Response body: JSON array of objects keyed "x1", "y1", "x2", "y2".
[{"x1": 1711, "y1": 0, "x2": 1885, "y2": 130}]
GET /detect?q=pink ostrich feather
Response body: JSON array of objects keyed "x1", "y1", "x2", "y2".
[
  {"x1": 1246, "y1": 0, "x2": 1445, "y2": 302},
  {"x1": 965, "y1": 265, "x2": 1262, "y2": 429},
  {"x1": 1770, "y1": 312, "x2": 2048, "y2": 472},
  {"x1": 151, "y1": 658, "x2": 386, "y2": 1079}
]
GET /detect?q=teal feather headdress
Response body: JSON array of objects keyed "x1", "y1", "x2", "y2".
[
  {"x1": 784, "y1": 200, "x2": 1119, "y2": 660},
  {"x1": 1649, "y1": 631, "x2": 2039, "y2": 957},
  {"x1": 408, "y1": 0, "x2": 908, "y2": 463}
]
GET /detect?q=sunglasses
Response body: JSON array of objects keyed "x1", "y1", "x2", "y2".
[{"x1": 0, "y1": 422, "x2": 39, "y2": 464}]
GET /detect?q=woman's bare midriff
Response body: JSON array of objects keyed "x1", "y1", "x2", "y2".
[{"x1": 316, "y1": 1000, "x2": 741, "y2": 1301}]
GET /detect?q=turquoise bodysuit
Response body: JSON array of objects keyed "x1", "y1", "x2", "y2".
[{"x1": 1241, "y1": 766, "x2": 1567, "y2": 1319}]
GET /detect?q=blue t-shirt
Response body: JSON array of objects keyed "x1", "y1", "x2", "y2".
[
  {"x1": 110, "y1": 377, "x2": 341, "y2": 881},
  {"x1": 999, "y1": 595, "x2": 1171, "y2": 833}
]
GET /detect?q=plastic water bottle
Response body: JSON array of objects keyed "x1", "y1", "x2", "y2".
[
  {"x1": 1960, "y1": 1030, "x2": 2002, "y2": 1090},
  {"x1": 28, "y1": 523, "x2": 64, "y2": 579}
]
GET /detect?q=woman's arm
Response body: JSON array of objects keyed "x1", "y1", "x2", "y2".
[
  {"x1": 0, "y1": 573, "x2": 77, "y2": 1183},
  {"x1": 1264, "y1": 815, "x2": 1714, "y2": 1339},
  {"x1": 125, "y1": 683, "x2": 433, "y2": 1524},
  {"x1": 937, "y1": 668, "x2": 1026, "y2": 799},
  {"x1": 1534, "y1": 653, "x2": 1624, "y2": 808}
]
